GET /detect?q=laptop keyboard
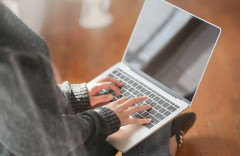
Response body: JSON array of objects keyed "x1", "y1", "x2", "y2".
[{"x1": 98, "y1": 68, "x2": 180, "y2": 129}]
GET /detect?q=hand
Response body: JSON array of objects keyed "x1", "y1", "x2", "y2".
[
  {"x1": 87, "y1": 77, "x2": 123, "y2": 106},
  {"x1": 104, "y1": 96, "x2": 152, "y2": 126}
]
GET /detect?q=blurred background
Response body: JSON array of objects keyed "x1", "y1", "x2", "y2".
[{"x1": 3, "y1": 0, "x2": 239, "y2": 155}]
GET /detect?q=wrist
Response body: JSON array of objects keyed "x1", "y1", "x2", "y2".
[{"x1": 94, "y1": 107, "x2": 121, "y2": 135}]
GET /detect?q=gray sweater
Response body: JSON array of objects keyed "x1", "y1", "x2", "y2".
[{"x1": 0, "y1": 3, "x2": 120, "y2": 156}]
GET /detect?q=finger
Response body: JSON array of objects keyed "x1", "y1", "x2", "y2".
[
  {"x1": 128, "y1": 118, "x2": 152, "y2": 125},
  {"x1": 91, "y1": 82, "x2": 121, "y2": 96},
  {"x1": 97, "y1": 77, "x2": 123, "y2": 87},
  {"x1": 91, "y1": 94, "x2": 113, "y2": 105},
  {"x1": 126, "y1": 105, "x2": 151, "y2": 115},
  {"x1": 114, "y1": 97, "x2": 129, "y2": 104},
  {"x1": 122, "y1": 96, "x2": 147, "y2": 108}
]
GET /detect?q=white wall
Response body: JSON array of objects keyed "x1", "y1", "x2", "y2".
[{"x1": 3, "y1": 0, "x2": 48, "y2": 34}]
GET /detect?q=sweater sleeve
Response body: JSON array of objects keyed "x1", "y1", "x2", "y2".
[
  {"x1": 0, "y1": 47, "x2": 121, "y2": 156},
  {"x1": 58, "y1": 82, "x2": 92, "y2": 115},
  {"x1": 0, "y1": 3, "x2": 120, "y2": 156}
]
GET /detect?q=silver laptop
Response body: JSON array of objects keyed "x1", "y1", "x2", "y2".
[{"x1": 90, "y1": 0, "x2": 221, "y2": 153}]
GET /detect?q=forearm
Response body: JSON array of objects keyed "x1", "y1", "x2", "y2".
[
  {"x1": 0, "y1": 48, "x2": 120, "y2": 155},
  {"x1": 0, "y1": 3, "x2": 121, "y2": 154},
  {"x1": 0, "y1": 96, "x2": 120, "y2": 156}
]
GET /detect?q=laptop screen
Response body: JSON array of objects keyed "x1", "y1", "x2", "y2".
[{"x1": 123, "y1": 0, "x2": 220, "y2": 102}]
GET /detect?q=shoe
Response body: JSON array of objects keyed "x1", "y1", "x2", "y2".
[{"x1": 171, "y1": 112, "x2": 196, "y2": 147}]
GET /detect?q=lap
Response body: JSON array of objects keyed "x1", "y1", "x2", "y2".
[{"x1": 88, "y1": 121, "x2": 172, "y2": 156}]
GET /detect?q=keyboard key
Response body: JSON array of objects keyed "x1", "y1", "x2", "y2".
[
  {"x1": 145, "y1": 91, "x2": 151, "y2": 95},
  {"x1": 132, "y1": 82, "x2": 138, "y2": 87},
  {"x1": 142, "y1": 111, "x2": 150, "y2": 118},
  {"x1": 159, "y1": 108, "x2": 166, "y2": 113},
  {"x1": 128, "y1": 95, "x2": 134, "y2": 98},
  {"x1": 123, "y1": 85, "x2": 130, "y2": 89},
  {"x1": 156, "y1": 93, "x2": 161, "y2": 97},
  {"x1": 154, "y1": 105, "x2": 161, "y2": 110},
  {"x1": 129, "y1": 88, "x2": 135, "y2": 92},
  {"x1": 124, "y1": 77, "x2": 130, "y2": 82},
  {"x1": 147, "y1": 87, "x2": 153, "y2": 91},
  {"x1": 137, "y1": 93, "x2": 144, "y2": 97},
  {"x1": 167, "y1": 106, "x2": 177, "y2": 112},
  {"x1": 175, "y1": 105, "x2": 180, "y2": 109},
  {"x1": 132, "y1": 113, "x2": 141, "y2": 118},
  {"x1": 164, "y1": 111, "x2": 171, "y2": 116},
  {"x1": 158, "y1": 100, "x2": 164, "y2": 104},
  {"x1": 133, "y1": 90, "x2": 139, "y2": 95},
  {"x1": 136, "y1": 86, "x2": 142, "y2": 90},
  {"x1": 146, "y1": 99, "x2": 152, "y2": 103},
  {"x1": 162, "y1": 103, "x2": 170, "y2": 108},
  {"x1": 112, "y1": 70, "x2": 118, "y2": 74},
  {"x1": 116, "y1": 72, "x2": 121, "y2": 77},
  {"x1": 148, "y1": 109, "x2": 157, "y2": 115},
  {"x1": 138, "y1": 115, "x2": 145, "y2": 119},
  {"x1": 128, "y1": 80, "x2": 134, "y2": 84},
  {"x1": 137, "y1": 102, "x2": 144, "y2": 105},
  {"x1": 137, "y1": 110, "x2": 145, "y2": 116},
  {"x1": 108, "y1": 74, "x2": 115, "y2": 78},
  {"x1": 124, "y1": 92, "x2": 131, "y2": 97},
  {"x1": 99, "y1": 89, "x2": 106, "y2": 94},
  {"x1": 120, "y1": 74, "x2": 125, "y2": 79},
  {"x1": 153, "y1": 96, "x2": 160, "y2": 102},
  {"x1": 155, "y1": 113, "x2": 165, "y2": 120},
  {"x1": 152, "y1": 90, "x2": 157, "y2": 94},
  {"x1": 149, "y1": 94, "x2": 156, "y2": 99},
  {"x1": 140, "y1": 88, "x2": 147, "y2": 93},
  {"x1": 120, "y1": 89, "x2": 126, "y2": 94},
  {"x1": 145, "y1": 123, "x2": 154, "y2": 129},
  {"x1": 150, "y1": 102, "x2": 157, "y2": 107},
  {"x1": 149, "y1": 115, "x2": 159, "y2": 125}
]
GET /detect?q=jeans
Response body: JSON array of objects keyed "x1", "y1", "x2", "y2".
[{"x1": 88, "y1": 121, "x2": 172, "y2": 156}]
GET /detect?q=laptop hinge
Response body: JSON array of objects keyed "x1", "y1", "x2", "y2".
[{"x1": 176, "y1": 97, "x2": 190, "y2": 107}]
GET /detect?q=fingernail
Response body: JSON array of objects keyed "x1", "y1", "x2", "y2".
[
  {"x1": 119, "y1": 82, "x2": 124, "y2": 86},
  {"x1": 108, "y1": 95, "x2": 113, "y2": 99}
]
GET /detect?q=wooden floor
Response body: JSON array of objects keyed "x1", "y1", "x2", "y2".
[{"x1": 41, "y1": 0, "x2": 240, "y2": 155}]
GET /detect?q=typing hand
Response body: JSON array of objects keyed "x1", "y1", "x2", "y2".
[
  {"x1": 104, "y1": 96, "x2": 152, "y2": 126},
  {"x1": 87, "y1": 77, "x2": 123, "y2": 107}
]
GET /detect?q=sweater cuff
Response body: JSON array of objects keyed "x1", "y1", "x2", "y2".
[
  {"x1": 58, "y1": 81, "x2": 91, "y2": 115},
  {"x1": 70, "y1": 83, "x2": 91, "y2": 112},
  {"x1": 94, "y1": 107, "x2": 121, "y2": 135}
]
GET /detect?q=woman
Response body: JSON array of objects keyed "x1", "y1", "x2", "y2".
[{"x1": 0, "y1": 3, "x2": 195, "y2": 156}]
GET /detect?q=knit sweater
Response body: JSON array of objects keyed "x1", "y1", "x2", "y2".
[{"x1": 0, "y1": 3, "x2": 120, "y2": 156}]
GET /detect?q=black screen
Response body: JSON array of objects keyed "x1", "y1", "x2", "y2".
[{"x1": 124, "y1": 0, "x2": 220, "y2": 102}]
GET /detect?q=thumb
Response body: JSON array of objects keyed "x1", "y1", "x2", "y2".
[{"x1": 91, "y1": 94, "x2": 113, "y2": 105}]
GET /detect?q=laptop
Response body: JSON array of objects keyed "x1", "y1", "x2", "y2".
[{"x1": 90, "y1": 0, "x2": 221, "y2": 153}]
